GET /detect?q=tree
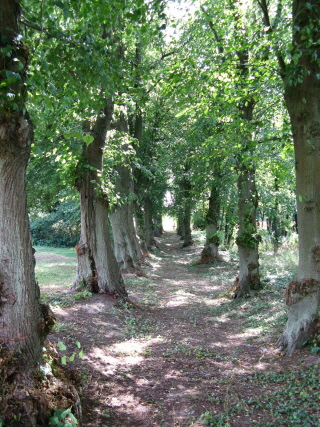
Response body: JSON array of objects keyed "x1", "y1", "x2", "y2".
[
  {"x1": 0, "y1": 1, "x2": 56, "y2": 423},
  {"x1": 199, "y1": 173, "x2": 223, "y2": 263},
  {"x1": 73, "y1": 99, "x2": 128, "y2": 298},
  {"x1": 258, "y1": 0, "x2": 320, "y2": 354},
  {"x1": 109, "y1": 108, "x2": 145, "y2": 272},
  {"x1": 0, "y1": 0, "x2": 47, "y2": 366},
  {"x1": 22, "y1": 0, "x2": 166, "y2": 290}
]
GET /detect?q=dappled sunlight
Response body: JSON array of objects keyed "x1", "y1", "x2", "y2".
[
  {"x1": 212, "y1": 314, "x2": 233, "y2": 323},
  {"x1": 111, "y1": 336, "x2": 164, "y2": 356},
  {"x1": 230, "y1": 327, "x2": 264, "y2": 340}
]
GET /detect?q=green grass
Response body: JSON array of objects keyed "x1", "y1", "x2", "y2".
[
  {"x1": 35, "y1": 246, "x2": 76, "y2": 257},
  {"x1": 35, "y1": 246, "x2": 77, "y2": 307},
  {"x1": 35, "y1": 246, "x2": 77, "y2": 288}
]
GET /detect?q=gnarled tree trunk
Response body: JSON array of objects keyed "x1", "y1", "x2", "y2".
[
  {"x1": 276, "y1": 0, "x2": 320, "y2": 354},
  {"x1": 0, "y1": 0, "x2": 46, "y2": 367},
  {"x1": 74, "y1": 101, "x2": 127, "y2": 299},
  {"x1": 235, "y1": 163, "x2": 261, "y2": 297},
  {"x1": 109, "y1": 112, "x2": 144, "y2": 272},
  {"x1": 199, "y1": 182, "x2": 221, "y2": 264}
]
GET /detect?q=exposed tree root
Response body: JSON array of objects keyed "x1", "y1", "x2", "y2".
[
  {"x1": 181, "y1": 241, "x2": 194, "y2": 248},
  {"x1": 195, "y1": 254, "x2": 224, "y2": 265},
  {"x1": 276, "y1": 279, "x2": 320, "y2": 355},
  {"x1": 0, "y1": 342, "x2": 82, "y2": 426}
]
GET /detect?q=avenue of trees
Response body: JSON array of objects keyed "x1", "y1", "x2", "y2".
[{"x1": 1, "y1": 0, "x2": 320, "y2": 423}]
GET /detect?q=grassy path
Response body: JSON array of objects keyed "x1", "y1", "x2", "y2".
[{"x1": 37, "y1": 232, "x2": 320, "y2": 426}]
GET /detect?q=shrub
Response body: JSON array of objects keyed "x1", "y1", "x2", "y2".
[{"x1": 30, "y1": 200, "x2": 80, "y2": 247}]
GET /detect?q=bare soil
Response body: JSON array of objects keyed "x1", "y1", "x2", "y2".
[{"x1": 41, "y1": 232, "x2": 320, "y2": 426}]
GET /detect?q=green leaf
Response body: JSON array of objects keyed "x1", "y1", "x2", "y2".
[
  {"x1": 298, "y1": 195, "x2": 303, "y2": 203},
  {"x1": 57, "y1": 341, "x2": 67, "y2": 351},
  {"x1": 5, "y1": 70, "x2": 21, "y2": 82},
  {"x1": 76, "y1": 341, "x2": 81, "y2": 349},
  {"x1": 83, "y1": 134, "x2": 94, "y2": 145},
  {"x1": 61, "y1": 355, "x2": 67, "y2": 365},
  {"x1": 49, "y1": 416, "x2": 60, "y2": 425},
  {"x1": 64, "y1": 130, "x2": 82, "y2": 139},
  {"x1": 69, "y1": 353, "x2": 76, "y2": 362},
  {"x1": 78, "y1": 350, "x2": 83, "y2": 358},
  {"x1": 52, "y1": 0, "x2": 65, "y2": 9}
]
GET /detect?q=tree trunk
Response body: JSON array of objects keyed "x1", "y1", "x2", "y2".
[
  {"x1": 74, "y1": 101, "x2": 127, "y2": 299},
  {"x1": 132, "y1": 108, "x2": 158, "y2": 252},
  {"x1": 153, "y1": 211, "x2": 163, "y2": 237},
  {"x1": 0, "y1": 0, "x2": 46, "y2": 367},
  {"x1": 224, "y1": 206, "x2": 236, "y2": 247},
  {"x1": 199, "y1": 182, "x2": 221, "y2": 263},
  {"x1": 144, "y1": 196, "x2": 158, "y2": 248},
  {"x1": 235, "y1": 163, "x2": 261, "y2": 297},
  {"x1": 270, "y1": 176, "x2": 281, "y2": 254},
  {"x1": 179, "y1": 171, "x2": 193, "y2": 248},
  {"x1": 177, "y1": 212, "x2": 185, "y2": 239},
  {"x1": 110, "y1": 113, "x2": 144, "y2": 272},
  {"x1": 233, "y1": 61, "x2": 261, "y2": 296},
  {"x1": 0, "y1": 109, "x2": 45, "y2": 366},
  {"x1": 182, "y1": 204, "x2": 193, "y2": 247},
  {"x1": 276, "y1": 0, "x2": 320, "y2": 354}
]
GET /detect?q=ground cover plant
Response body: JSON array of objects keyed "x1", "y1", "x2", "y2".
[{"x1": 33, "y1": 232, "x2": 320, "y2": 427}]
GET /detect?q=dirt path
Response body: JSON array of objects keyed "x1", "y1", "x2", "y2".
[{"x1": 48, "y1": 232, "x2": 319, "y2": 426}]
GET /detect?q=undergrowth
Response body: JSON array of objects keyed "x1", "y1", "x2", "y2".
[{"x1": 199, "y1": 365, "x2": 320, "y2": 427}]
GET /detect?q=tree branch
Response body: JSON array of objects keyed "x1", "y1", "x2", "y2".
[
  {"x1": 200, "y1": 5, "x2": 224, "y2": 55},
  {"x1": 257, "y1": 0, "x2": 286, "y2": 78},
  {"x1": 20, "y1": 18, "x2": 79, "y2": 46}
]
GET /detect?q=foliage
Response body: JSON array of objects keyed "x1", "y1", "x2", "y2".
[
  {"x1": 235, "y1": 232, "x2": 261, "y2": 249},
  {"x1": 30, "y1": 199, "x2": 80, "y2": 247},
  {"x1": 50, "y1": 407, "x2": 78, "y2": 427},
  {"x1": 198, "y1": 365, "x2": 320, "y2": 427},
  {"x1": 57, "y1": 340, "x2": 83, "y2": 366}
]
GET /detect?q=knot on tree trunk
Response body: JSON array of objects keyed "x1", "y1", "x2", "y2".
[
  {"x1": 312, "y1": 245, "x2": 320, "y2": 268},
  {"x1": 284, "y1": 278, "x2": 319, "y2": 306},
  {"x1": 75, "y1": 243, "x2": 87, "y2": 256},
  {"x1": 248, "y1": 262, "x2": 259, "y2": 271}
]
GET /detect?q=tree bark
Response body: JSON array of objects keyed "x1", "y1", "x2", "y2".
[
  {"x1": 270, "y1": 176, "x2": 281, "y2": 254},
  {"x1": 132, "y1": 109, "x2": 159, "y2": 252},
  {"x1": 276, "y1": 0, "x2": 320, "y2": 354},
  {"x1": 235, "y1": 163, "x2": 261, "y2": 297},
  {"x1": 199, "y1": 182, "x2": 221, "y2": 263},
  {"x1": 0, "y1": 0, "x2": 46, "y2": 367},
  {"x1": 153, "y1": 211, "x2": 163, "y2": 237},
  {"x1": 110, "y1": 112, "x2": 144, "y2": 272},
  {"x1": 181, "y1": 178, "x2": 193, "y2": 248},
  {"x1": 74, "y1": 100, "x2": 127, "y2": 299}
]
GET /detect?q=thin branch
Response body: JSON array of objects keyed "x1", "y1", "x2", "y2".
[
  {"x1": 20, "y1": 18, "x2": 79, "y2": 46},
  {"x1": 160, "y1": 50, "x2": 176, "y2": 60},
  {"x1": 200, "y1": 5, "x2": 224, "y2": 56},
  {"x1": 257, "y1": 0, "x2": 286, "y2": 78}
]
